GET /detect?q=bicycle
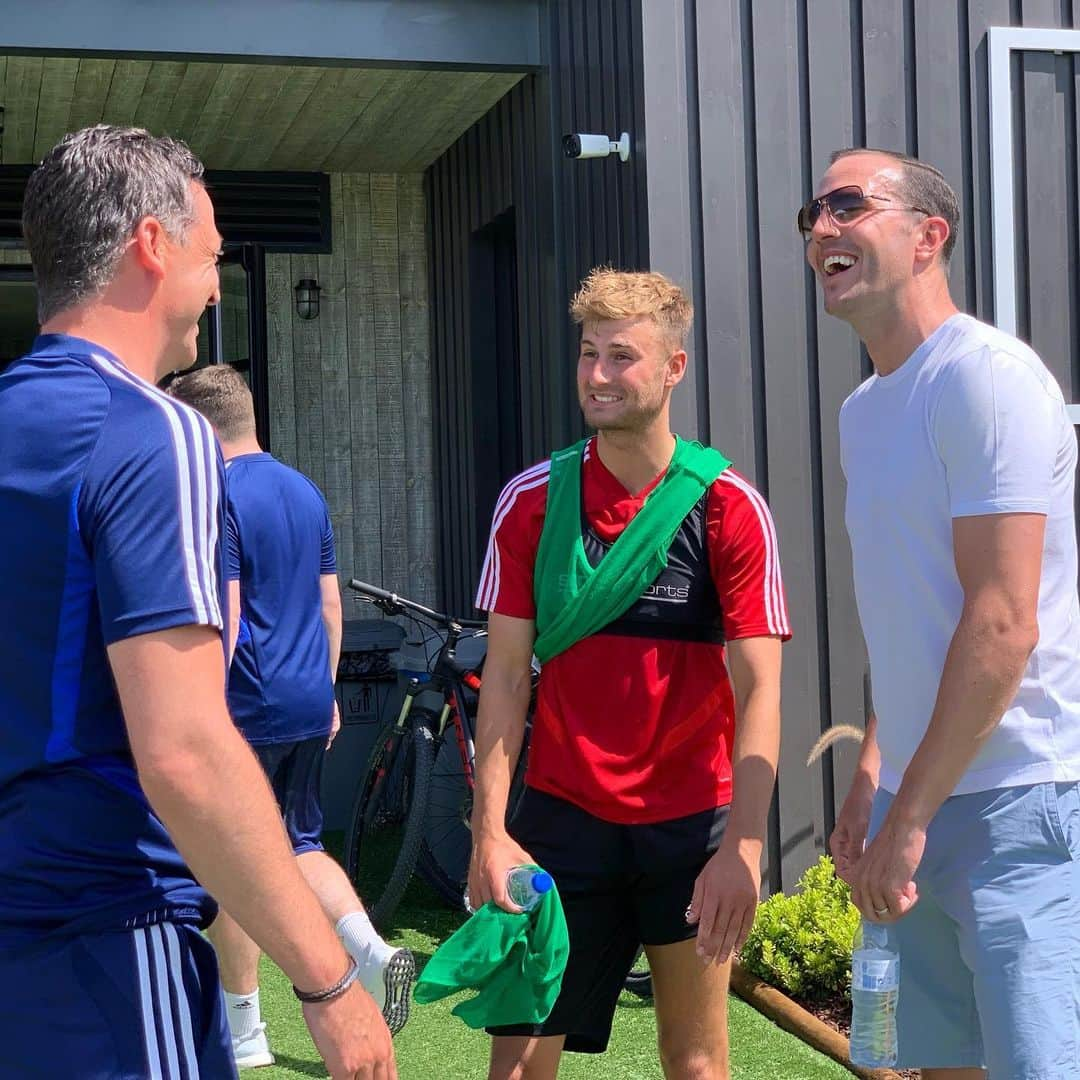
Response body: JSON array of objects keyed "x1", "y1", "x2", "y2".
[{"x1": 344, "y1": 579, "x2": 531, "y2": 929}]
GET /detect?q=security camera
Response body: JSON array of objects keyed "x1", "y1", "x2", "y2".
[{"x1": 562, "y1": 132, "x2": 631, "y2": 162}]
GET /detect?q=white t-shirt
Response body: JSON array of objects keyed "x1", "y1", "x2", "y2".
[{"x1": 841, "y1": 313, "x2": 1080, "y2": 795}]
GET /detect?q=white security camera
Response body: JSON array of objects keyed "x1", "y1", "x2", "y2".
[{"x1": 562, "y1": 132, "x2": 631, "y2": 162}]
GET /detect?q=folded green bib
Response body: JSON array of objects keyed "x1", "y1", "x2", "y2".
[
  {"x1": 532, "y1": 436, "x2": 730, "y2": 663},
  {"x1": 413, "y1": 877, "x2": 569, "y2": 1028}
]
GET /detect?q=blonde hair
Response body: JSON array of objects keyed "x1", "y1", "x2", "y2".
[
  {"x1": 166, "y1": 364, "x2": 255, "y2": 442},
  {"x1": 569, "y1": 267, "x2": 693, "y2": 348}
]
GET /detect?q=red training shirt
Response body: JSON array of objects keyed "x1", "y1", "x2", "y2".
[{"x1": 475, "y1": 438, "x2": 791, "y2": 824}]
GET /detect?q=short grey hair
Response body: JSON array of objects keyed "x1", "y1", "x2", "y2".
[
  {"x1": 22, "y1": 124, "x2": 206, "y2": 322},
  {"x1": 829, "y1": 147, "x2": 960, "y2": 264}
]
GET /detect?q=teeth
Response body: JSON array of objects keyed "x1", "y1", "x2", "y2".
[
  {"x1": 593, "y1": 394, "x2": 620, "y2": 402},
  {"x1": 823, "y1": 254, "x2": 857, "y2": 274}
]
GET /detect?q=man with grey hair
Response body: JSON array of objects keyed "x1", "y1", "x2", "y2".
[
  {"x1": 802, "y1": 147, "x2": 1080, "y2": 1076},
  {"x1": 0, "y1": 126, "x2": 396, "y2": 1079}
]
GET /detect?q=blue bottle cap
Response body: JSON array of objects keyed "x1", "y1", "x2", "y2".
[{"x1": 531, "y1": 870, "x2": 554, "y2": 894}]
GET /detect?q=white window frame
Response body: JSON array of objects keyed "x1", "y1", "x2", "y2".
[{"x1": 989, "y1": 25, "x2": 1080, "y2": 422}]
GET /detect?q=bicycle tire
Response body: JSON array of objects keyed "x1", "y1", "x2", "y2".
[
  {"x1": 624, "y1": 947, "x2": 653, "y2": 998},
  {"x1": 418, "y1": 711, "x2": 533, "y2": 909},
  {"x1": 344, "y1": 716, "x2": 436, "y2": 931}
]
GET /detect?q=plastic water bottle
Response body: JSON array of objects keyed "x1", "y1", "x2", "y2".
[
  {"x1": 505, "y1": 865, "x2": 554, "y2": 911},
  {"x1": 849, "y1": 920, "x2": 899, "y2": 1067},
  {"x1": 463, "y1": 866, "x2": 554, "y2": 914}
]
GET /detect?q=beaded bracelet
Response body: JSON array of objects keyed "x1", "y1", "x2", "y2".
[{"x1": 293, "y1": 957, "x2": 360, "y2": 1004}]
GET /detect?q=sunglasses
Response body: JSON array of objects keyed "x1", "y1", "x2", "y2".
[{"x1": 796, "y1": 185, "x2": 929, "y2": 237}]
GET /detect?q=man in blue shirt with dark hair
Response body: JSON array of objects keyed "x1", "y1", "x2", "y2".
[
  {"x1": 0, "y1": 124, "x2": 396, "y2": 1080},
  {"x1": 168, "y1": 364, "x2": 415, "y2": 1068}
]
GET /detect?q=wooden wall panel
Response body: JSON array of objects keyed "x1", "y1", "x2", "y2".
[{"x1": 265, "y1": 171, "x2": 433, "y2": 600}]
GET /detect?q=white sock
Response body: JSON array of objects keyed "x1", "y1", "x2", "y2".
[
  {"x1": 336, "y1": 911, "x2": 395, "y2": 966},
  {"x1": 224, "y1": 989, "x2": 261, "y2": 1040}
]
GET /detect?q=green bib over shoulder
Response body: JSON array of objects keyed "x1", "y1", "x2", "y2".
[{"x1": 532, "y1": 436, "x2": 731, "y2": 664}]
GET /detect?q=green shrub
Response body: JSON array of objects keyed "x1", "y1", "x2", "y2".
[{"x1": 739, "y1": 854, "x2": 860, "y2": 1003}]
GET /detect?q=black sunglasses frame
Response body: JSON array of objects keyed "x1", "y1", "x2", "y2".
[{"x1": 797, "y1": 184, "x2": 929, "y2": 237}]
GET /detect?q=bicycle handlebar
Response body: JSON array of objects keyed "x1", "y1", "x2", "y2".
[{"x1": 347, "y1": 579, "x2": 487, "y2": 630}]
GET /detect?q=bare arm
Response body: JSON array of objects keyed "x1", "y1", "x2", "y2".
[
  {"x1": 689, "y1": 635, "x2": 782, "y2": 963},
  {"x1": 227, "y1": 579, "x2": 240, "y2": 667},
  {"x1": 320, "y1": 574, "x2": 343, "y2": 680},
  {"x1": 467, "y1": 612, "x2": 537, "y2": 910},
  {"x1": 830, "y1": 712, "x2": 881, "y2": 883},
  {"x1": 109, "y1": 624, "x2": 396, "y2": 1078},
  {"x1": 852, "y1": 512, "x2": 1043, "y2": 919}
]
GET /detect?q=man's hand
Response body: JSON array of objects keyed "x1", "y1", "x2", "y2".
[
  {"x1": 686, "y1": 837, "x2": 761, "y2": 965},
  {"x1": 327, "y1": 700, "x2": 341, "y2": 749},
  {"x1": 849, "y1": 811, "x2": 923, "y2": 923},
  {"x1": 303, "y1": 983, "x2": 397, "y2": 1079},
  {"x1": 830, "y1": 780, "x2": 875, "y2": 885},
  {"x1": 468, "y1": 829, "x2": 537, "y2": 913}
]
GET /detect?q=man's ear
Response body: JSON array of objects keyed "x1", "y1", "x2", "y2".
[
  {"x1": 915, "y1": 216, "x2": 950, "y2": 266},
  {"x1": 666, "y1": 349, "x2": 688, "y2": 388},
  {"x1": 129, "y1": 216, "x2": 169, "y2": 281}
]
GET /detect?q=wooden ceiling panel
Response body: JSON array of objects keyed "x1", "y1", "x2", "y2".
[
  {"x1": 0, "y1": 54, "x2": 524, "y2": 172},
  {"x1": 66, "y1": 60, "x2": 117, "y2": 133}
]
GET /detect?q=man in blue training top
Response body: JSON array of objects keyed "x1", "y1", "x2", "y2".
[
  {"x1": 168, "y1": 364, "x2": 415, "y2": 1067},
  {"x1": 0, "y1": 125, "x2": 396, "y2": 1080}
]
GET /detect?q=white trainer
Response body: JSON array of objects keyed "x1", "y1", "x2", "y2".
[
  {"x1": 362, "y1": 947, "x2": 416, "y2": 1036},
  {"x1": 232, "y1": 1022, "x2": 275, "y2": 1069}
]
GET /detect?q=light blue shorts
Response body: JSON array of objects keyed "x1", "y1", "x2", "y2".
[{"x1": 869, "y1": 781, "x2": 1080, "y2": 1077}]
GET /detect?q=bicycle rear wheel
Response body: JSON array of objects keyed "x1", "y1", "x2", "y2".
[
  {"x1": 344, "y1": 713, "x2": 435, "y2": 931},
  {"x1": 418, "y1": 712, "x2": 532, "y2": 909}
]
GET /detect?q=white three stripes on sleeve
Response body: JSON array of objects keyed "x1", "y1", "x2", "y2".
[
  {"x1": 90, "y1": 355, "x2": 222, "y2": 629},
  {"x1": 475, "y1": 459, "x2": 552, "y2": 611},
  {"x1": 717, "y1": 471, "x2": 790, "y2": 637}
]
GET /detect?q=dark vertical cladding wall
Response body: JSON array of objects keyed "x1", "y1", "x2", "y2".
[
  {"x1": 642, "y1": 0, "x2": 1080, "y2": 891},
  {"x1": 427, "y1": 0, "x2": 647, "y2": 616},
  {"x1": 428, "y1": 76, "x2": 552, "y2": 616}
]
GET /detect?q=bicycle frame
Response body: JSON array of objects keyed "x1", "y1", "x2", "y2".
[{"x1": 349, "y1": 579, "x2": 485, "y2": 792}]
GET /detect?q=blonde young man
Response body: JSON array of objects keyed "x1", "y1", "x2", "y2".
[
  {"x1": 0, "y1": 126, "x2": 395, "y2": 1080},
  {"x1": 802, "y1": 148, "x2": 1080, "y2": 1077},
  {"x1": 467, "y1": 269, "x2": 790, "y2": 1080},
  {"x1": 168, "y1": 365, "x2": 414, "y2": 1069}
]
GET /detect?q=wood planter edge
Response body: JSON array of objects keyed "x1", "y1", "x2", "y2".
[{"x1": 729, "y1": 960, "x2": 902, "y2": 1080}]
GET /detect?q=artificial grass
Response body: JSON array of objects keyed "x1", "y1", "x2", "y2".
[{"x1": 251, "y1": 870, "x2": 853, "y2": 1080}]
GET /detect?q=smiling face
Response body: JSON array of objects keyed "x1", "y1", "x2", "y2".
[
  {"x1": 158, "y1": 183, "x2": 223, "y2": 372},
  {"x1": 804, "y1": 151, "x2": 936, "y2": 321},
  {"x1": 576, "y1": 316, "x2": 685, "y2": 434}
]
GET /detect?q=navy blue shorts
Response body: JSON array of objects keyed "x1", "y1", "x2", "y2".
[
  {"x1": 0, "y1": 922, "x2": 235, "y2": 1078},
  {"x1": 254, "y1": 736, "x2": 326, "y2": 854}
]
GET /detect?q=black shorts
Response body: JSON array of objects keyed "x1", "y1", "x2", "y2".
[
  {"x1": 488, "y1": 787, "x2": 728, "y2": 1053},
  {"x1": 253, "y1": 736, "x2": 326, "y2": 855}
]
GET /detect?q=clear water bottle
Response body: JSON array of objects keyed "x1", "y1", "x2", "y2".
[
  {"x1": 463, "y1": 866, "x2": 554, "y2": 914},
  {"x1": 849, "y1": 919, "x2": 899, "y2": 1067},
  {"x1": 506, "y1": 865, "x2": 554, "y2": 911}
]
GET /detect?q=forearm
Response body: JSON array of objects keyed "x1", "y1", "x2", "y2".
[
  {"x1": 140, "y1": 722, "x2": 348, "y2": 991},
  {"x1": 472, "y1": 676, "x2": 532, "y2": 838},
  {"x1": 725, "y1": 682, "x2": 780, "y2": 845},
  {"x1": 892, "y1": 613, "x2": 1035, "y2": 829},
  {"x1": 321, "y1": 578, "x2": 343, "y2": 681},
  {"x1": 846, "y1": 713, "x2": 881, "y2": 801}
]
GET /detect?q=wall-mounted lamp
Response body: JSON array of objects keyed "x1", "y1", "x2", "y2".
[{"x1": 294, "y1": 278, "x2": 321, "y2": 321}]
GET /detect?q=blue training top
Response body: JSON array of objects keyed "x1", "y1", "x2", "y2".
[
  {"x1": 0, "y1": 334, "x2": 226, "y2": 948},
  {"x1": 226, "y1": 453, "x2": 337, "y2": 744}
]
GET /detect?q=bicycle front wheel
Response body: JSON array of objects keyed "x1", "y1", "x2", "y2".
[{"x1": 344, "y1": 714, "x2": 435, "y2": 931}]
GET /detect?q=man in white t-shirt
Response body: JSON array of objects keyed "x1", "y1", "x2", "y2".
[{"x1": 801, "y1": 147, "x2": 1080, "y2": 1078}]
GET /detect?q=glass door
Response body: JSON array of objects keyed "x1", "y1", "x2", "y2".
[{"x1": 198, "y1": 243, "x2": 270, "y2": 447}]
